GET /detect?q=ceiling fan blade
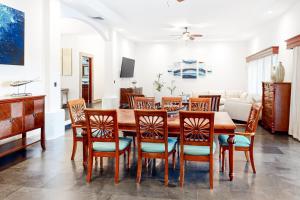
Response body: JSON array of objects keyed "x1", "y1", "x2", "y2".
[
  {"x1": 177, "y1": 0, "x2": 185, "y2": 2},
  {"x1": 190, "y1": 34, "x2": 203, "y2": 37},
  {"x1": 189, "y1": 37, "x2": 195, "y2": 40}
]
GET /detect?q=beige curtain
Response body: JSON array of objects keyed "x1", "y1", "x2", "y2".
[{"x1": 289, "y1": 46, "x2": 300, "y2": 140}]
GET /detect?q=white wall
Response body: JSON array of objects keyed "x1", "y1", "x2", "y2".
[
  {"x1": 0, "y1": 0, "x2": 45, "y2": 96},
  {"x1": 133, "y1": 41, "x2": 248, "y2": 97},
  {"x1": 248, "y1": 1, "x2": 300, "y2": 82},
  {"x1": 61, "y1": 19, "x2": 106, "y2": 101}
]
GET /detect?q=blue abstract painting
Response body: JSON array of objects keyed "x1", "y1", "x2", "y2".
[{"x1": 0, "y1": 4, "x2": 24, "y2": 65}]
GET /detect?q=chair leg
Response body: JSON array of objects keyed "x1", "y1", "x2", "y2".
[
  {"x1": 221, "y1": 148, "x2": 225, "y2": 172},
  {"x1": 179, "y1": 154, "x2": 184, "y2": 187},
  {"x1": 86, "y1": 153, "x2": 93, "y2": 182},
  {"x1": 249, "y1": 149, "x2": 256, "y2": 174},
  {"x1": 219, "y1": 144, "x2": 222, "y2": 160},
  {"x1": 127, "y1": 145, "x2": 131, "y2": 169},
  {"x1": 71, "y1": 140, "x2": 77, "y2": 160},
  {"x1": 172, "y1": 150, "x2": 176, "y2": 169},
  {"x1": 209, "y1": 157, "x2": 214, "y2": 189},
  {"x1": 136, "y1": 155, "x2": 142, "y2": 183},
  {"x1": 164, "y1": 157, "x2": 169, "y2": 186},
  {"x1": 133, "y1": 136, "x2": 136, "y2": 148},
  {"x1": 94, "y1": 157, "x2": 98, "y2": 168},
  {"x1": 115, "y1": 155, "x2": 120, "y2": 184},
  {"x1": 244, "y1": 151, "x2": 250, "y2": 162}
]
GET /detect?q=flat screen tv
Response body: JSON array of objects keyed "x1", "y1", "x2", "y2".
[{"x1": 120, "y1": 57, "x2": 135, "y2": 78}]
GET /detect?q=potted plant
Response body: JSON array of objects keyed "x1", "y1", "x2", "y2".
[{"x1": 153, "y1": 73, "x2": 165, "y2": 102}]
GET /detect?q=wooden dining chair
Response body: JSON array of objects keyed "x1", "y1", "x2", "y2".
[
  {"x1": 179, "y1": 111, "x2": 215, "y2": 189},
  {"x1": 161, "y1": 97, "x2": 182, "y2": 111},
  {"x1": 123, "y1": 94, "x2": 145, "y2": 147},
  {"x1": 67, "y1": 98, "x2": 87, "y2": 160},
  {"x1": 198, "y1": 95, "x2": 221, "y2": 111},
  {"x1": 134, "y1": 97, "x2": 155, "y2": 110},
  {"x1": 218, "y1": 103, "x2": 262, "y2": 173},
  {"x1": 189, "y1": 97, "x2": 211, "y2": 111},
  {"x1": 127, "y1": 93, "x2": 145, "y2": 109},
  {"x1": 134, "y1": 110, "x2": 177, "y2": 186},
  {"x1": 84, "y1": 109, "x2": 132, "y2": 183}
]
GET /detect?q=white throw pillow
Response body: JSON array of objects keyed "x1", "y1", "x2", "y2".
[{"x1": 240, "y1": 92, "x2": 248, "y2": 99}]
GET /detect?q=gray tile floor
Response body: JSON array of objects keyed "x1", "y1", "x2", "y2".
[{"x1": 1, "y1": 126, "x2": 300, "y2": 200}]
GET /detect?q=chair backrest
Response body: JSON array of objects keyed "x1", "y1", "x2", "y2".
[
  {"x1": 245, "y1": 104, "x2": 263, "y2": 134},
  {"x1": 179, "y1": 111, "x2": 215, "y2": 148},
  {"x1": 84, "y1": 109, "x2": 120, "y2": 150},
  {"x1": 134, "y1": 110, "x2": 168, "y2": 144},
  {"x1": 68, "y1": 98, "x2": 86, "y2": 125},
  {"x1": 189, "y1": 97, "x2": 211, "y2": 111},
  {"x1": 127, "y1": 93, "x2": 145, "y2": 109},
  {"x1": 161, "y1": 97, "x2": 182, "y2": 111},
  {"x1": 198, "y1": 95, "x2": 221, "y2": 111},
  {"x1": 134, "y1": 97, "x2": 155, "y2": 110}
]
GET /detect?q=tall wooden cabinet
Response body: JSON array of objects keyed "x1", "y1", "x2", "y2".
[
  {"x1": 0, "y1": 95, "x2": 45, "y2": 158},
  {"x1": 262, "y1": 82, "x2": 291, "y2": 133}
]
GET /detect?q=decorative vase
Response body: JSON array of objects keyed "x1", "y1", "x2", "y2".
[{"x1": 271, "y1": 62, "x2": 285, "y2": 82}]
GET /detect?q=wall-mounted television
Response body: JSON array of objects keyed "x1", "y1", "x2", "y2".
[{"x1": 120, "y1": 57, "x2": 135, "y2": 78}]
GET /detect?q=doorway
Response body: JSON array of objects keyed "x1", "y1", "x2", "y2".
[{"x1": 80, "y1": 53, "x2": 93, "y2": 104}]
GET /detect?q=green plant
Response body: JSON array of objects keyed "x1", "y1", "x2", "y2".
[{"x1": 153, "y1": 73, "x2": 165, "y2": 92}]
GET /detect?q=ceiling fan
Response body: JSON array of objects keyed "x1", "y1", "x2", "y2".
[
  {"x1": 171, "y1": 27, "x2": 203, "y2": 41},
  {"x1": 176, "y1": 0, "x2": 185, "y2": 2}
]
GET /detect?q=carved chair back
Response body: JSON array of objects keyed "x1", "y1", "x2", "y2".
[
  {"x1": 161, "y1": 97, "x2": 182, "y2": 111},
  {"x1": 134, "y1": 97, "x2": 155, "y2": 110},
  {"x1": 84, "y1": 109, "x2": 120, "y2": 151},
  {"x1": 189, "y1": 97, "x2": 211, "y2": 111},
  {"x1": 245, "y1": 104, "x2": 263, "y2": 135},
  {"x1": 198, "y1": 95, "x2": 221, "y2": 111},
  {"x1": 134, "y1": 110, "x2": 168, "y2": 145},
  {"x1": 127, "y1": 93, "x2": 145, "y2": 109},
  {"x1": 179, "y1": 111, "x2": 215, "y2": 148},
  {"x1": 68, "y1": 98, "x2": 86, "y2": 126}
]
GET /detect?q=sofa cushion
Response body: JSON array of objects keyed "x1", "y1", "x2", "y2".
[{"x1": 225, "y1": 90, "x2": 242, "y2": 98}]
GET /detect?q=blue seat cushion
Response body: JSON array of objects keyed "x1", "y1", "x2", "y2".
[
  {"x1": 218, "y1": 135, "x2": 250, "y2": 147},
  {"x1": 93, "y1": 137, "x2": 132, "y2": 152},
  {"x1": 184, "y1": 142, "x2": 216, "y2": 156},
  {"x1": 141, "y1": 138, "x2": 177, "y2": 153}
]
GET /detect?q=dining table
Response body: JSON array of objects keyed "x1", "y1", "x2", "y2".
[{"x1": 81, "y1": 109, "x2": 237, "y2": 181}]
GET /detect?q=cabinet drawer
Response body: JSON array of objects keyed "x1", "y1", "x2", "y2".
[{"x1": 24, "y1": 99, "x2": 44, "y2": 131}]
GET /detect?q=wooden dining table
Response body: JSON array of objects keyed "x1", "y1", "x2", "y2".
[{"x1": 82, "y1": 109, "x2": 237, "y2": 181}]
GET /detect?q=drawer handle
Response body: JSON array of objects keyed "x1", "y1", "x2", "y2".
[
  {"x1": 9, "y1": 118, "x2": 15, "y2": 123},
  {"x1": 33, "y1": 113, "x2": 36, "y2": 118}
]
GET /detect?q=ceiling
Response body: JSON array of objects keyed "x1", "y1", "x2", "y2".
[{"x1": 62, "y1": 0, "x2": 298, "y2": 42}]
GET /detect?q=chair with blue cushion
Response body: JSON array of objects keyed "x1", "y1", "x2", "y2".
[
  {"x1": 218, "y1": 104, "x2": 262, "y2": 173},
  {"x1": 67, "y1": 98, "x2": 86, "y2": 160},
  {"x1": 179, "y1": 111, "x2": 215, "y2": 189},
  {"x1": 134, "y1": 110, "x2": 176, "y2": 186},
  {"x1": 84, "y1": 109, "x2": 131, "y2": 183}
]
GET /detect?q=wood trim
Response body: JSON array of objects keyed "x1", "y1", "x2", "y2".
[
  {"x1": 286, "y1": 34, "x2": 300, "y2": 49},
  {"x1": 246, "y1": 46, "x2": 279, "y2": 63}
]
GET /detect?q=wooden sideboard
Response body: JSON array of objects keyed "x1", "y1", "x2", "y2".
[
  {"x1": 119, "y1": 87, "x2": 143, "y2": 108},
  {"x1": 0, "y1": 95, "x2": 45, "y2": 158},
  {"x1": 262, "y1": 82, "x2": 291, "y2": 133}
]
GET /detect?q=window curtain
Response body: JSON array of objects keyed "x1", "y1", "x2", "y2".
[
  {"x1": 289, "y1": 46, "x2": 300, "y2": 140},
  {"x1": 247, "y1": 55, "x2": 275, "y2": 95}
]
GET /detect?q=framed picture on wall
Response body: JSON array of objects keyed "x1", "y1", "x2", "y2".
[
  {"x1": 0, "y1": 3, "x2": 25, "y2": 65},
  {"x1": 62, "y1": 48, "x2": 72, "y2": 76}
]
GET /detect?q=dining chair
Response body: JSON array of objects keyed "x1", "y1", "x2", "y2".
[
  {"x1": 123, "y1": 94, "x2": 145, "y2": 147},
  {"x1": 218, "y1": 103, "x2": 262, "y2": 173},
  {"x1": 134, "y1": 97, "x2": 156, "y2": 110},
  {"x1": 161, "y1": 97, "x2": 182, "y2": 111},
  {"x1": 198, "y1": 95, "x2": 221, "y2": 111},
  {"x1": 67, "y1": 98, "x2": 86, "y2": 160},
  {"x1": 179, "y1": 111, "x2": 215, "y2": 189},
  {"x1": 134, "y1": 110, "x2": 177, "y2": 186},
  {"x1": 84, "y1": 109, "x2": 132, "y2": 183},
  {"x1": 189, "y1": 97, "x2": 211, "y2": 111},
  {"x1": 127, "y1": 93, "x2": 145, "y2": 109}
]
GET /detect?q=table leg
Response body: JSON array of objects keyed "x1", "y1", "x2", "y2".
[
  {"x1": 227, "y1": 135, "x2": 235, "y2": 181},
  {"x1": 82, "y1": 130, "x2": 88, "y2": 169}
]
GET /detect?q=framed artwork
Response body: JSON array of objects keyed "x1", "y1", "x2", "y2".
[{"x1": 0, "y1": 4, "x2": 25, "y2": 65}]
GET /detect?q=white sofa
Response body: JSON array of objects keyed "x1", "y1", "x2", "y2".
[{"x1": 191, "y1": 90, "x2": 260, "y2": 122}]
